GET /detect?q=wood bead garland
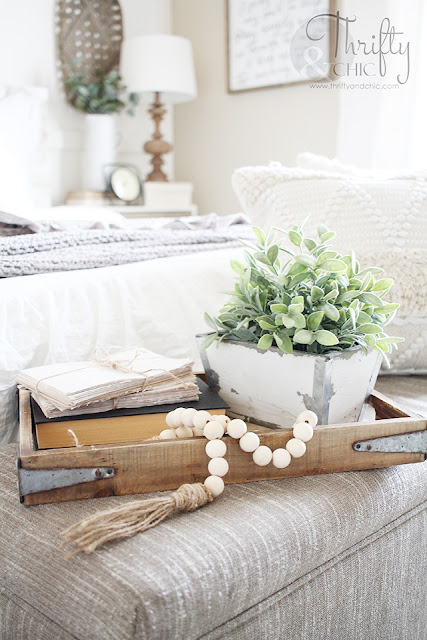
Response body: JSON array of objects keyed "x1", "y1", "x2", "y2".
[
  {"x1": 208, "y1": 457, "x2": 229, "y2": 477},
  {"x1": 61, "y1": 407, "x2": 318, "y2": 555},
  {"x1": 205, "y1": 439, "x2": 227, "y2": 458},
  {"x1": 203, "y1": 420, "x2": 225, "y2": 441}
]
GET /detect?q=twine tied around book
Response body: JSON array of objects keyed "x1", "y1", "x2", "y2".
[{"x1": 60, "y1": 483, "x2": 213, "y2": 558}]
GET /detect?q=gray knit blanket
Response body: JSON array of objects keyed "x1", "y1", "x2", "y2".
[{"x1": 0, "y1": 226, "x2": 253, "y2": 277}]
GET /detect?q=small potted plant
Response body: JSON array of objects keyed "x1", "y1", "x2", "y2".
[
  {"x1": 198, "y1": 219, "x2": 403, "y2": 426},
  {"x1": 65, "y1": 65, "x2": 139, "y2": 191}
]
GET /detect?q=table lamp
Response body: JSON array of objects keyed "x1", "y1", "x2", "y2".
[{"x1": 122, "y1": 34, "x2": 197, "y2": 182}]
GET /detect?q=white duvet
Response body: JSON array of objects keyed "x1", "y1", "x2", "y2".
[{"x1": 0, "y1": 247, "x2": 243, "y2": 443}]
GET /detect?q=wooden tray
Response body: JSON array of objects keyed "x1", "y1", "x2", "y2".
[{"x1": 17, "y1": 388, "x2": 426, "y2": 506}]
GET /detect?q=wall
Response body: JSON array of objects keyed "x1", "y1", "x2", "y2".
[
  {"x1": 0, "y1": 0, "x2": 172, "y2": 205},
  {"x1": 173, "y1": 0, "x2": 340, "y2": 215}
]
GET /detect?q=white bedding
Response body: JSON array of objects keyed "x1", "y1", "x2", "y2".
[{"x1": 0, "y1": 247, "x2": 243, "y2": 443}]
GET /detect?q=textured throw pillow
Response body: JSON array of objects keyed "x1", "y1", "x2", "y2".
[{"x1": 232, "y1": 158, "x2": 427, "y2": 373}]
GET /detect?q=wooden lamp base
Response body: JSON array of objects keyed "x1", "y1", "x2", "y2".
[{"x1": 144, "y1": 92, "x2": 172, "y2": 182}]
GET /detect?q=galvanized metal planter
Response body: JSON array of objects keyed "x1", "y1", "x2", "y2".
[{"x1": 198, "y1": 337, "x2": 382, "y2": 426}]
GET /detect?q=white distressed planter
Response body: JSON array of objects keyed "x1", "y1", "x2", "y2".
[{"x1": 198, "y1": 337, "x2": 382, "y2": 427}]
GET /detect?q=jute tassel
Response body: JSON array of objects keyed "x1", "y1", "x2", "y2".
[{"x1": 60, "y1": 483, "x2": 213, "y2": 558}]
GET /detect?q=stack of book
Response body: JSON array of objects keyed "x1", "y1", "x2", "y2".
[{"x1": 17, "y1": 348, "x2": 228, "y2": 449}]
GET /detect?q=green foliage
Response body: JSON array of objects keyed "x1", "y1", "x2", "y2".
[
  {"x1": 202, "y1": 220, "x2": 404, "y2": 365},
  {"x1": 65, "y1": 65, "x2": 139, "y2": 115}
]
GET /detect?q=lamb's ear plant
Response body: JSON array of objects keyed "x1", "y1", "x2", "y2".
[{"x1": 202, "y1": 219, "x2": 403, "y2": 366}]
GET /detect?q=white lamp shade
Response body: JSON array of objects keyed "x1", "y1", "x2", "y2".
[{"x1": 121, "y1": 34, "x2": 197, "y2": 104}]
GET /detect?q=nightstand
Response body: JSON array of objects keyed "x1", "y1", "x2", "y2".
[{"x1": 114, "y1": 204, "x2": 198, "y2": 219}]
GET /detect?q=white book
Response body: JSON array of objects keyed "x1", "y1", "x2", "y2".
[
  {"x1": 17, "y1": 348, "x2": 195, "y2": 411},
  {"x1": 32, "y1": 374, "x2": 199, "y2": 418}
]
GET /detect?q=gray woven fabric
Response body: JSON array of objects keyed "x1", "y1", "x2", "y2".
[
  {"x1": 1, "y1": 439, "x2": 426, "y2": 640},
  {"x1": 0, "y1": 227, "x2": 253, "y2": 277}
]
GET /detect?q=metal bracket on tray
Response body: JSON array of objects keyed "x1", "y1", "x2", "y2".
[
  {"x1": 353, "y1": 430, "x2": 427, "y2": 454},
  {"x1": 17, "y1": 463, "x2": 115, "y2": 496}
]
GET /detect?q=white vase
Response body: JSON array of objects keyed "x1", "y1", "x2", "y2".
[
  {"x1": 83, "y1": 114, "x2": 116, "y2": 192},
  {"x1": 198, "y1": 338, "x2": 382, "y2": 426}
]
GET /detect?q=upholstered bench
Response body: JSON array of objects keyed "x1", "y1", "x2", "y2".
[{"x1": 1, "y1": 377, "x2": 426, "y2": 640}]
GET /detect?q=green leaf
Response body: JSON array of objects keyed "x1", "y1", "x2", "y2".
[
  {"x1": 295, "y1": 254, "x2": 317, "y2": 268},
  {"x1": 357, "y1": 267, "x2": 384, "y2": 278},
  {"x1": 322, "y1": 302, "x2": 340, "y2": 322},
  {"x1": 293, "y1": 329, "x2": 313, "y2": 345},
  {"x1": 230, "y1": 259, "x2": 244, "y2": 275},
  {"x1": 232, "y1": 328, "x2": 257, "y2": 341},
  {"x1": 336, "y1": 290, "x2": 361, "y2": 303},
  {"x1": 259, "y1": 319, "x2": 277, "y2": 330},
  {"x1": 258, "y1": 334, "x2": 273, "y2": 350},
  {"x1": 254, "y1": 252, "x2": 271, "y2": 266},
  {"x1": 289, "y1": 303, "x2": 304, "y2": 314},
  {"x1": 318, "y1": 259, "x2": 347, "y2": 273},
  {"x1": 289, "y1": 230, "x2": 302, "y2": 246},
  {"x1": 378, "y1": 336, "x2": 405, "y2": 344},
  {"x1": 372, "y1": 278, "x2": 393, "y2": 292},
  {"x1": 357, "y1": 310, "x2": 373, "y2": 325},
  {"x1": 307, "y1": 311, "x2": 324, "y2": 331},
  {"x1": 293, "y1": 314, "x2": 306, "y2": 329},
  {"x1": 357, "y1": 323, "x2": 382, "y2": 334},
  {"x1": 364, "y1": 334, "x2": 377, "y2": 347},
  {"x1": 323, "y1": 289, "x2": 339, "y2": 302},
  {"x1": 267, "y1": 244, "x2": 279, "y2": 264},
  {"x1": 303, "y1": 238, "x2": 316, "y2": 251},
  {"x1": 360, "y1": 292, "x2": 383, "y2": 307},
  {"x1": 311, "y1": 285, "x2": 324, "y2": 302},
  {"x1": 282, "y1": 315, "x2": 295, "y2": 329},
  {"x1": 270, "y1": 303, "x2": 288, "y2": 313},
  {"x1": 317, "y1": 251, "x2": 338, "y2": 265},
  {"x1": 287, "y1": 262, "x2": 307, "y2": 276},
  {"x1": 253, "y1": 227, "x2": 266, "y2": 246},
  {"x1": 199, "y1": 332, "x2": 217, "y2": 350},
  {"x1": 320, "y1": 231, "x2": 336, "y2": 243},
  {"x1": 374, "y1": 303, "x2": 399, "y2": 314},
  {"x1": 317, "y1": 224, "x2": 328, "y2": 238},
  {"x1": 274, "y1": 332, "x2": 293, "y2": 353},
  {"x1": 314, "y1": 330, "x2": 339, "y2": 346},
  {"x1": 204, "y1": 312, "x2": 217, "y2": 330}
]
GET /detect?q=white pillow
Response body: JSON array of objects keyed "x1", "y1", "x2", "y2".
[
  {"x1": 0, "y1": 86, "x2": 48, "y2": 214},
  {"x1": 231, "y1": 158, "x2": 427, "y2": 374}
]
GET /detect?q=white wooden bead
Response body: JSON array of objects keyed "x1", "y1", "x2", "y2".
[
  {"x1": 252, "y1": 445, "x2": 273, "y2": 466},
  {"x1": 204, "y1": 475, "x2": 224, "y2": 497},
  {"x1": 227, "y1": 419, "x2": 247, "y2": 439},
  {"x1": 205, "y1": 439, "x2": 227, "y2": 458},
  {"x1": 286, "y1": 438, "x2": 306, "y2": 458},
  {"x1": 208, "y1": 457, "x2": 229, "y2": 477},
  {"x1": 181, "y1": 408, "x2": 198, "y2": 427},
  {"x1": 215, "y1": 415, "x2": 230, "y2": 428},
  {"x1": 293, "y1": 422, "x2": 314, "y2": 442},
  {"x1": 295, "y1": 410, "x2": 318, "y2": 427},
  {"x1": 193, "y1": 410, "x2": 211, "y2": 429},
  {"x1": 192, "y1": 427, "x2": 205, "y2": 437},
  {"x1": 239, "y1": 432, "x2": 260, "y2": 453},
  {"x1": 159, "y1": 428, "x2": 177, "y2": 440},
  {"x1": 272, "y1": 448, "x2": 291, "y2": 468},
  {"x1": 172, "y1": 407, "x2": 186, "y2": 428},
  {"x1": 203, "y1": 420, "x2": 224, "y2": 440},
  {"x1": 175, "y1": 425, "x2": 194, "y2": 439},
  {"x1": 166, "y1": 410, "x2": 179, "y2": 428}
]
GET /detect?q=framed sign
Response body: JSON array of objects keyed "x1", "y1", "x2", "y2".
[{"x1": 227, "y1": 0, "x2": 333, "y2": 92}]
